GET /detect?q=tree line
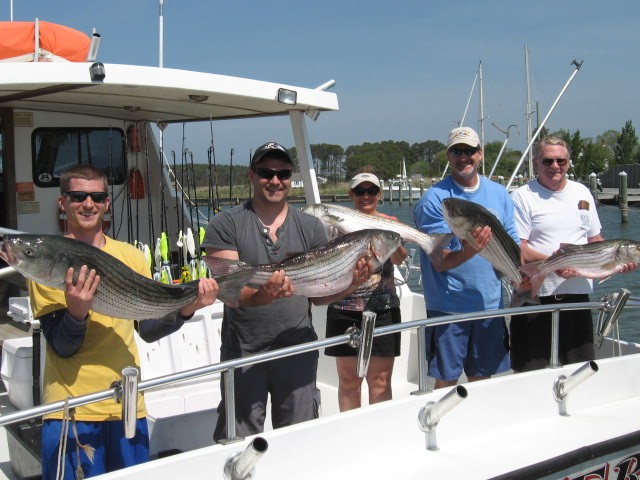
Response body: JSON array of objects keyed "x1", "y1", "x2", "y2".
[{"x1": 176, "y1": 120, "x2": 640, "y2": 189}]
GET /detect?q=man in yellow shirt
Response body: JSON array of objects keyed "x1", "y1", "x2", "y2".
[{"x1": 31, "y1": 164, "x2": 218, "y2": 479}]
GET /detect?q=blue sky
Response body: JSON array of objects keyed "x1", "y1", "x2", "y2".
[{"x1": 5, "y1": 1, "x2": 640, "y2": 166}]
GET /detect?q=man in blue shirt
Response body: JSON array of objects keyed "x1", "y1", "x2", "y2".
[{"x1": 414, "y1": 127, "x2": 517, "y2": 388}]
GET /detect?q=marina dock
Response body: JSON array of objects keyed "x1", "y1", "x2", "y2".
[{"x1": 596, "y1": 187, "x2": 640, "y2": 206}]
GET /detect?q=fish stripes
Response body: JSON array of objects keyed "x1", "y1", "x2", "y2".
[
  {"x1": 520, "y1": 240, "x2": 640, "y2": 297},
  {"x1": 300, "y1": 203, "x2": 451, "y2": 255},
  {"x1": 442, "y1": 198, "x2": 522, "y2": 285}
]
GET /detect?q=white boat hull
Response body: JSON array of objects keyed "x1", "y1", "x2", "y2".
[{"x1": 95, "y1": 349, "x2": 640, "y2": 480}]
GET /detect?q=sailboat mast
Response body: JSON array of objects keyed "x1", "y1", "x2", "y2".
[
  {"x1": 525, "y1": 46, "x2": 533, "y2": 178},
  {"x1": 479, "y1": 61, "x2": 485, "y2": 176},
  {"x1": 159, "y1": 0, "x2": 164, "y2": 68}
]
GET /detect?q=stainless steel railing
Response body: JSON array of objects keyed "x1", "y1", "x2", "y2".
[{"x1": 0, "y1": 291, "x2": 635, "y2": 438}]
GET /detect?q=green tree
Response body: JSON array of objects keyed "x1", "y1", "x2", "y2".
[
  {"x1": 597, "y1": 129, "x2": 619, "y2": 155},
  {"x1": 310, "y1": 144, "x2": 345, "y2": 184},
  {"x1": 411, "y1": 140, "x2": 446, "y2": 165},
  {"x1": 614, "y1": 120, "x2": 638, "y2": 165},
  {"x1": 579, "y1": 140, "x2": 610, "y2": 177}
]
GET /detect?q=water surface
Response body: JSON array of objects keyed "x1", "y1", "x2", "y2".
[{"x1": 360, "y1": 200, "x2": 640, "y2": 343}]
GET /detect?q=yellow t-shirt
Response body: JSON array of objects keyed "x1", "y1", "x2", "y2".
[{"x1": 29, "y1": 236, "x2": 149, "y2": 421}]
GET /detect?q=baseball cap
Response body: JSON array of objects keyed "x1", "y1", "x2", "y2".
[
  {"x1": 447, "y1": 127, "x2": 481, "y2": 149},
  {"x1": 350, "y1": 172, "x2": 381, "y2": 189},
  {"x1": 250, "y1": 142, "x2": 292, "y2": 167}
]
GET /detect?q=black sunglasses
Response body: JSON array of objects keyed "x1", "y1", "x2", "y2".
[
  {"x1": 255, "y1": 167, "x2": 293, "y2": 181},
  {"x1": 541, "y1": 158, "x2": 568, "y2": 167},
  {"x1": 64, "y1": 191, "x2": 109, "y2": 203},
  {"x1": 352, "y1": 186, "x2": 380, "y2": 197},
  {"x1": 449, "y1": 147, "x2": 478, "y2": 157}
]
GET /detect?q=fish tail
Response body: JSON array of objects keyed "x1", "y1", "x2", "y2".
[
  {"x1": 509, "y1": 288, "x2": 539, "y2": 308},
  {"x1": 519, "y1": 262, "x2": 546, "y2": 297},
  {"x1": 417, "y1": 233, "x2": 453, "y2": 254},
  {"x1": 202, "y1": 255, "x2": 247, "y2": 276},
  {"x1": 216, "y1": 268, "x2": 258, "y2": 308}
]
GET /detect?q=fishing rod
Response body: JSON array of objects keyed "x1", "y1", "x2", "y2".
[
  {"x1": 133, "y1": 122, "x2": 141, "y2": 245},
  {"x1": 124, "y1": 125, "x2": 134, "y2": 243},
  {"x1": 506, "y1": 60, "x2": 583, "y2": 190},
  {"x1": 157, "y1": 123, "x2": 172, "y2": 284},
  {"x1": 207, "y1": 146, "x2": 216, "y2": 217},
  {"x1": 488, "y1": 123, "x2": 519, "y2": 179},
  {"x1": 229, "y1": 148, "x2": 234, "y2": 205},
  {"x1": 144, "y1": 123, "x2": 156, "y2": 248},
  {"x1": 208, "y1": 116, "x2": 221, "y2": 216}
]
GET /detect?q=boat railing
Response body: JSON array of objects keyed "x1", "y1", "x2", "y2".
[{"x1": 0, "y1": 290, "x2": 635, "y2": 441}]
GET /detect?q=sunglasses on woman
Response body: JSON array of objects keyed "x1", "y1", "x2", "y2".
[
  {"x1": 449, "y1": 147, "x2": 478, "y2": 157},
  {"x1": 63, "y1": 191, "x2": 109, "y2": 203},
  {"x1": 352, "y1": 186, "x2": 380, "y2": 196},
  {"x1": 255, "y1": 167, "x2": 293, "y2": 181}
]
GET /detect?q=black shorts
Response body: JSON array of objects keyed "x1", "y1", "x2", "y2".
[
  {"x1": 324, "y1": 307, "x2": 401, "y2": 357},
  {"x1": 509, "y1": 294, "x2": 596, "y2": 372}
]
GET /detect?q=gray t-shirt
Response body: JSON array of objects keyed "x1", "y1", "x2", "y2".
[{"x1": 202, "y1": 201, "x2": 329, "y2": 357}]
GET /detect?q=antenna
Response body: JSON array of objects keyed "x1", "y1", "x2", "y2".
[{"x1": 159, "y1": 0, "x2": 164, "y2": 68}]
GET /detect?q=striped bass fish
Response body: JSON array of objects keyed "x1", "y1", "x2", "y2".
[
  {"x1": 442, "y1": 198, "x2": 522, "y2": 286},
  {"x1": 520, "y1": 239, "x2": 640, "y2": 297},
  {"x1": 0, "y1": 234, "x2": 256, "y2": 319},
  {"x1": 300, "y1": 203, "x2": 452, "y2": 254},
  {"x1": 204, "y1": 229, "x2": 402, "y2": 299}
]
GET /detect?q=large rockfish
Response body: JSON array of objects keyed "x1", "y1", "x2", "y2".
[
  {"x1": 520, "y1": 239, "x2": 640, "y2": 297},
  {"x1": 442, "y1": 198, "x2": 522, "y2": 286},
  {"x1": 204, "y1": 229, "x2": 402, "y2": 299},
  {"x1": 300, "y1": 203, "x2": 451, "y2": 254},
  {"x1": 0, "y1": 234, "x2": 256, "y2": 319}
]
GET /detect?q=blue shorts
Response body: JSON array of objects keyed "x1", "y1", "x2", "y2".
[
  {"x1": 41, "y1": 418, "x2": 149, "y2": 480},
  {"x1": 425, "y1": 310, "x2": 510, "y2": 381}
]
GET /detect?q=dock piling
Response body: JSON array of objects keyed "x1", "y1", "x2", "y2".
[{"x1": 619, "y1": 171, "x2": 629, "y2": 224}]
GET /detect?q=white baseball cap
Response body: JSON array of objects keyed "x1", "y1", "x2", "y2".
[
  {"x1": 447, "y1": 127, "x2": 481, "y2": 149},
  {"x1": 350, "y1": 172, "x2": 381, "y2": 189}
]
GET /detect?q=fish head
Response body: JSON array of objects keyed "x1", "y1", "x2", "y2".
[
  {"x1": 441, "y1": 198, "x2": 476, "y2": 233},
  {"x1": 624, "y1": 241, "x2": 640, "y2": 263},
  {"x1": 368, "y1": 230, "x2": 402, "y2": 264},
  {"x1": 0, "y1": 235, "x2": 70, "y2": 287}
]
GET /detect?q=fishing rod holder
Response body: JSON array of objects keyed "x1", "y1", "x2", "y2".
[
  {"x1": 223, "y1": 437, "x2": 269, "y2": 480},
  {"x1": 112, "y1": 367, "x2": 139, "y2": 439},
  {"x1": 346, "y1": 311, "x2": 376, "y2": 378},
  {"x1": 553, "y1": 361, "x2": 598, "y2": 416},
  {"x1": 595, "y1": 288, "x2": 631, "y2": 349},
  {"x1": 418, "y1": 385, "x2": 468, "y2": 451}
]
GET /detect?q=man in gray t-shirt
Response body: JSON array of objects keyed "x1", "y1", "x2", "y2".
[{"x1": 203, "y1": 142, "x2": 371, "y2": 442}]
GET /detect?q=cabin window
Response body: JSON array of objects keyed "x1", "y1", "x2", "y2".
[{"x1": 31, "y1": 128, "x2": 126, "y2": 187}]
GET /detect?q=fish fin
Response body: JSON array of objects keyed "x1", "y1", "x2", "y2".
[
  {"x1": 509, "y1": 288, "x2": 539, "y2": 308},
  {"x1": 216, "y1": 268, "x2": 259, "y2": 308},
  {"x1": 281, "y1": 251, "x2": 306, "y2": 261}
]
